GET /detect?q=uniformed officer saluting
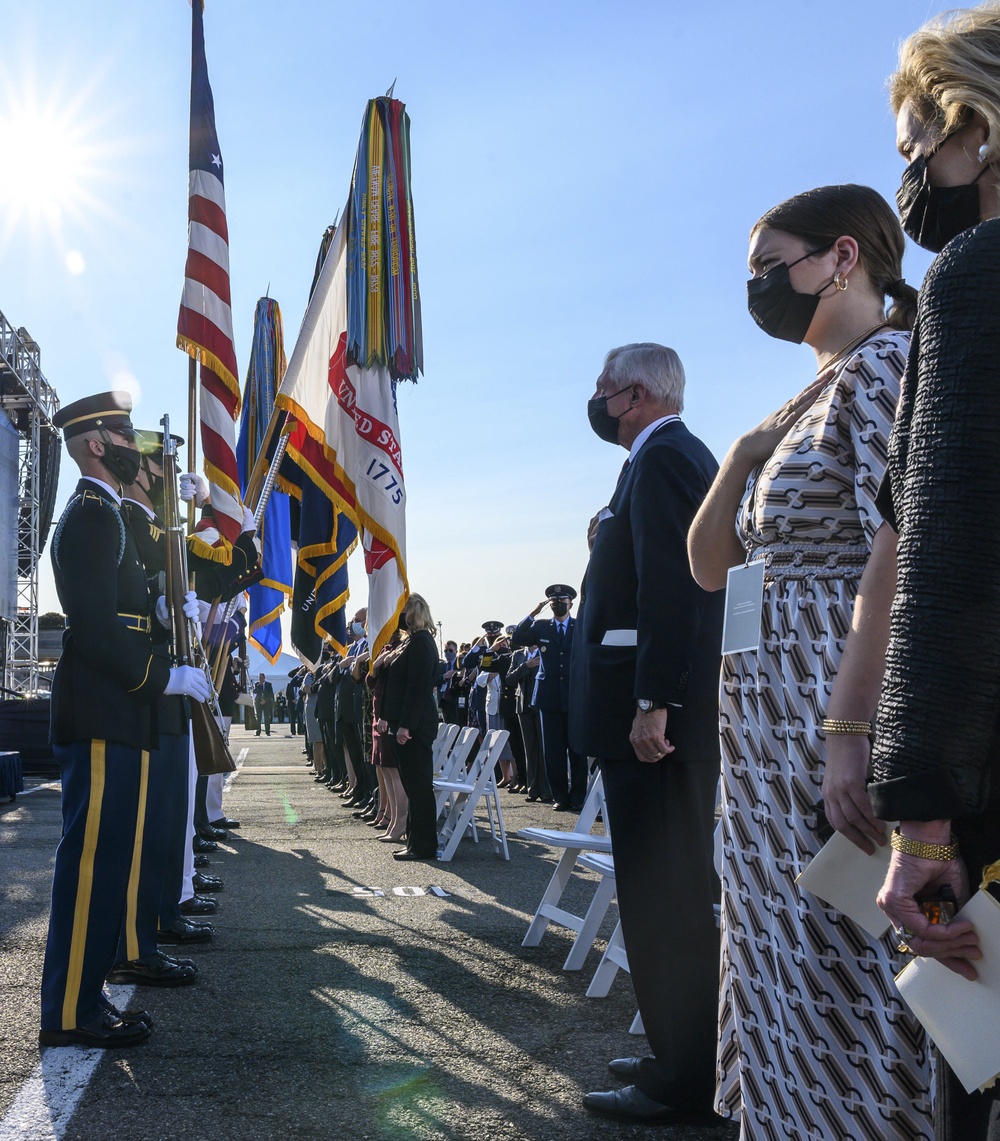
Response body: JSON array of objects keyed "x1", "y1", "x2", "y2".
[{"x1": 40, "y1": 392, "x2": 209, "y2": 1049}]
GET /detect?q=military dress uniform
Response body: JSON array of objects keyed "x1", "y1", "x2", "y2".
[{"x1": 40, "y1": 404, "x2": 172, "y2": 1041}]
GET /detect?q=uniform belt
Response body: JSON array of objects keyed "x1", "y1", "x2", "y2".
[{"x1": 117, "y1": 612, "x2": 152, "y2": 634}]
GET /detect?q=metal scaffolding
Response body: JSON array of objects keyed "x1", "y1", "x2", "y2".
[{"x1": 0, "y1": 312, "x2": 59, "y2": 694}]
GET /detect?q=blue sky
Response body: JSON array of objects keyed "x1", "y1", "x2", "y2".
[{"x1": 1, "y1": 0, "x2": 942, "y2": 649}]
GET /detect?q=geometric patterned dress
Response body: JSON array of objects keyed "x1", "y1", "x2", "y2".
[{"x1": 714, "y1": 332, "x2": 934, "y2": 1141}]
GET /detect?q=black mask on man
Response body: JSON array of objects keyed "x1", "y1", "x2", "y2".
[
  {"x1": 896, "y1": 146, "x2": 987, "y2": 253},
  {"x1": 551, "y1": 600, "x2": 570, "y2": 618},
  {"x1": 101, "y1": 442, "x2": 142, "y2": 487},
  {"x1": 746, "y1": 246, "x2": 835, "y2": 343},
  {"x1": 587, "y1": 389, "x2": 631, "y2": 444}
]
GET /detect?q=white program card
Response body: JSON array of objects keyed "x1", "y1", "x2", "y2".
[
  {"x1": 796, "y1": 826, "x2": 897, "y2": 938},
  {"x1": 722, "y1": 560, "x2": 765, "y2": 655}
]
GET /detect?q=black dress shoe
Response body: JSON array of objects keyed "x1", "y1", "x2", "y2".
[
  {"x1": 99, "y1": 995, "x2": 154, "y2": 1028},
  {"x1": 209, "y1": 817, "x2": 240, "y2": 829},
  {"x1": 525, "y1": 795, "x2": 539, "y2": 803},
  {"x1": 193, "y1": 872, "x2": 224, "y2": 893},
  {"x1": 107, "y1": 953, "x2": 198, "y2": 987},
  {"x1": 553, "y1": 803, "x2": 570, "y2": 812},
  {"x1": 39, "y1": 1010, "x2": 151, "y2": 1049},
  {"x1": 193, "y1": 853, "x2": 211, "y2": 868},
  {"x1": 157, "y1": 917, "x2": 214, "y2": 944},
  {"x1": 193, "y1": 837, "x2": 218, "y2": 853},
  {"x1": 539, "y1": 797, "x2": 554, "y2": 804},
  {"x1": 392, "y1": 849, "x2": 437, "y2": 861},
  {"x1": 607, "y1": 1056, "x2": 643, "y2": 1080},
  {"x1": 197, "y1": 825, "x2": 228, "y2": 842},
  {"x1": 582, "y1": 1086, "x2": 717, "y2": 1125},
  {"x1": 180, "y1": 894, "x2": 218, "y2": 916}
]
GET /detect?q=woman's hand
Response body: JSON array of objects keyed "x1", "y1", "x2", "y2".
[
  {"x1": 376, "y1": 718, "x2": 388, "y2": 733},
  {"x1": 735, "y1": 374, "x2": 829, "y2": 467},
  {"x1": 396, "y1": 727, "x2": 411, "y2": 745},
  {"x1": 821, "y1": 735, "x2": 886, "y2": 854},
  {"x1": 878, "y1": 851, "x2": 978, "y2": 979}
]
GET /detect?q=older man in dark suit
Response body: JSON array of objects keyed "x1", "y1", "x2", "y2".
[{"x1": 569, "y1": 343, "x2": 724, "y2": 1125}]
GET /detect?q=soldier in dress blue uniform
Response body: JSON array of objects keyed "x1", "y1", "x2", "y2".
[
  {"x1": 511, "y1": 585, "x2": 586, "y2": 810},
  {"x1": 39, "y1": 393, "x2": 210, "y2": 1048}
]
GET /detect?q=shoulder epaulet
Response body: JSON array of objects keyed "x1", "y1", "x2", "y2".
[{"x1": 52, "y1": 490, "x2": 126, "y2": 571}]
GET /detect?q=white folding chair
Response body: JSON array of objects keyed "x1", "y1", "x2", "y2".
[
  {"x1": 431, "y1": 723, "x2": 459, "y2": 772},
  {"x1": 519, "y1": 772, "x2": 614, "y2": 968},
  {"x1": 433, "y1": 728, "x2": 479, "y2": 818},
  {"x1": 435, "y1": 729, "x2": 510, "y2": 862}
]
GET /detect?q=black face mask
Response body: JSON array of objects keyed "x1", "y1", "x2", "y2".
[
  {"x1": 896, "y1": 141, "x2": 987, "y2": 253},
  {"x1": 587, "y1": 387, "x2": 632, "y2": 444},
  {"x1": 746, "y1": 245, "x2": 835, "y2": 343},
  {"x1": 551, "y1": 600, "x2": 570, "y2": 618},
  {"x1": 101, "y1": 442, "x2": 142, "y2": 487},
  {"x1": 398, "y1": 612, "x2": 408, "y2": 632}
]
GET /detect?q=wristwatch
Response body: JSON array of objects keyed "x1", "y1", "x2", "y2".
[{"x1": 636, "y1": 699, "x2": 665, "y2": 713}]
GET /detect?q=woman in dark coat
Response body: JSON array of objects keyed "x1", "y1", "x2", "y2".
[{"x1": 380, "y1": 593, "x2": 441, "y2": 861}]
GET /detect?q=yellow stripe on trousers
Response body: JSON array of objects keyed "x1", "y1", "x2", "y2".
[
  {"x1": 62, "y1": 740, "x2": 107, "y2": 1030},
  {"x1": 124, "y1": 751, "x2": 150, "y2": 962}
]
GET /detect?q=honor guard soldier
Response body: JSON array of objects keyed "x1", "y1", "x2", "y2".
[
  {"x1": 511, "y1": 585, "x2": 586, "y2": 810},
  {"x1": 40, "y1": 393, "x2": 210, "y2": 1048}
]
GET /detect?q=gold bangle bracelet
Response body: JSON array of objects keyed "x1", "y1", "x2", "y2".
[
  {"x1": 889, "y1": 827, "x2": 960, "y2": 862},
  {"x1": 821, "y1": 718, "x2": 873, "y2": 735}
]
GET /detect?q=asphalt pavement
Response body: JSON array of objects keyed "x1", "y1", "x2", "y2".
[{"x1": 0, "y1": 726, "x2": 738, "y2": 1141}]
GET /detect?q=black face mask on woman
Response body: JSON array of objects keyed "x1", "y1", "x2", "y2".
[
  {"x1": 746, "y1": 245, "x2": 835, "y2": 344},
  {"x1": 896, "y1": 137, "x2": 988, "y2": 254}
]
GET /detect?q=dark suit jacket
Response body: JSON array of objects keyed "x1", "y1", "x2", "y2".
[
  {"x1": 254, "y1": 681, "x2": 274, "y2": 711},
  {"x1": 511, "y1": 616, "x2": 574, "y2": 712},
  {"x1": 568, "y1": 420, "x2": 723, "y2": 762},
  {"x1": 381, "y1": 629, "x2": 440, "y2": 745}
]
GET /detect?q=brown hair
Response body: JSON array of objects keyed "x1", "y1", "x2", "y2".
[{"x1": 751, "y1": 184, "x2": 918, "y2": 332}]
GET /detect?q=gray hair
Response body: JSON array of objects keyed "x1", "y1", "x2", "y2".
[{"x1": 603, "y1": 343, "x2": 685, "y2": 413}]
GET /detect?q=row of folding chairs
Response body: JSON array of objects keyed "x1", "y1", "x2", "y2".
[{"x1": 430, "y1": 724, "x2": 511, "y2": 862}]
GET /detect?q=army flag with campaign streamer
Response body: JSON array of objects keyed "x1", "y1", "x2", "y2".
[{"x1": 275, "y1": 97, "x2": 419, "y2": 660}]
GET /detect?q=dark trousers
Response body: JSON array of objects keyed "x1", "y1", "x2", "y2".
[
  {"x1": 117, "y1": 732, "x2": 189, "y2": 962},
  {"x1": 320, "y1": 717, "x2": 344, "y2": 783},
  {"x1": 390, "y1": 735, "x2": 437, "y2": 857},
  {"x1": 288, "y1": 705, "x2": 299, "y2": 734},
  {"x1": 255, "y1": 703, "x2": 272, "y2": 734},
  {"x1": 539, "y1": 708, "x2": 586, "y2": 808},
  {"x1": 41, "y1": 740, "x2": 143, "y2": 1031},
  {"x1": 341, "y1": 720, "x2": 370, "y2": 798},
  {"x1": 599, "y1": 754, "x2": 720, "y2": 1110},
  {"x1": 518, "y1": 708, "x2": 550, "y2": 799}
]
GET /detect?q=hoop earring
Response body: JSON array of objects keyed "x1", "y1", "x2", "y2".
[{"x1": 834, "y1": 273, "x2": 848, "y2": 292}]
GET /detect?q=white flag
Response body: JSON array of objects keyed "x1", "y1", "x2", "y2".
[{"x1": 275, "y1": 214, "x2": 408, "y2": 658}]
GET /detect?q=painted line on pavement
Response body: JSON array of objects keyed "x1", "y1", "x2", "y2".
[
  {"x1": 223, "y1": 746, "x2": 249, "y2": 793},
  {"x1": 0, "y1": 985, "x2": 135, "y2": 1141},
  {"x1": 15, "y1": 781, "x2": 61, "y2": 797}
]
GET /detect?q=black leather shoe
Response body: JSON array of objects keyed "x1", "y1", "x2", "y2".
[
  {"x1": 582, "y1": 1086, "x2": 716, "y2": 1125},
  {"x1": 392, "y1": 849, "x2": 437, "y2": 861},
  {"x1": 107, "y1": 953, "x2": 198, "y2": 987},
  {"x1": 193, "y1": 872, "x2": 223, "y2": 893},
  {"x1": 197, "y1": 825, "x2": 228, "y2": 842},
  {"x1": 99, "y1": 995, "x2": 154, "y2": 1028},
  {"x1": 209, "y1": 816, "x2": 240, "y2": 829},
  {"x1": 539, "y1": 797, "x2": 554, "y2": 804},
  {"x1": 39, "y1": 1010, "x2": 151, "y2": 1049},
  {"x1": 193, "y1": 853, "x2": 211, "y2": 868},
  {"x1": 193, "y1": 837, "x2": 218, "y2": 853},
  {"x1": 180, "y1": 894, "x2": 218, "y2": 916},
  {"x1": 525, "y1": 795, "x2": 539, "y2": 802},
  {"x1": 607, "y1": 1056, "x2": 643, "y2": 1080},
  {"x1": 157, "y1": 917, "x2": 214, "y2": 944},
  {"x1": 553, "y1": 803, "x2": 570, "y2": 812}
]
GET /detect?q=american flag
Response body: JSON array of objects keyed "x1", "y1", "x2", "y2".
[{"x1": 176, "y1": 0, "x2": 243, "y2": 562}]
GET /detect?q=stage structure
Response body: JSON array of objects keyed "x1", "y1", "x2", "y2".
[{"x1": 0, "y1": 310, "x2": 60, "y2": 694}]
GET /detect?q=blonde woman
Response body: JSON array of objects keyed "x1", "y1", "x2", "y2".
[{"x1": 380, "y1": 594, "x2": 441, "y2": 861}]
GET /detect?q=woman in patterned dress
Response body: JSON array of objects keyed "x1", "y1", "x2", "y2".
[{"x1": 688, "y1": 185, "x2": 929, "y2": 1141}]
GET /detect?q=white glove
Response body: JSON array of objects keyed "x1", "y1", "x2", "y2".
[
  {"x1": 179, "y1": 472, "x2": 210, "y2": 507},
  {"x1": 164, "y1": 665, "x2": 212, "y2": 702},
  {"x1": 155, "y1": 595, "x2": 171, "y2": 630},
  {"x1": 241, "y1": 505, "x2": 257, "y2": 533},
  {"x1": 196, "y1": 598, "x2": 212, "y2": 624}
]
